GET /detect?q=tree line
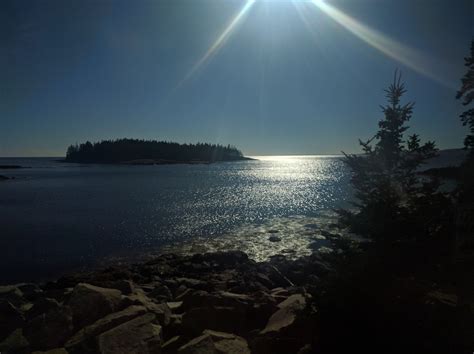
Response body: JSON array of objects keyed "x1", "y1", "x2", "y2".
[{"x1": 65, "y1": 139, "x2": 244, "y2": 163}]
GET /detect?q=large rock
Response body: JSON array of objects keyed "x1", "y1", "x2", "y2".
[
  {"x1": 0, "y1": 286, "x2": 24, "y2": 307},
  {"x1": 96, "y1": 313, "x2": 162, "y2": 354},
  {"x1": 66, "y1": 305, "x2": 147, "y2": 353},
  {"x1": 94, "y1": 280, "x2": 135, "y2": 295},
  {"x1": 0, "y1": 328, "x2": 29, "y2": 353},
  {"x1": 178, "y1": 333, "x2": 216, "y2": 354},
  {"x1": 0, "y1": 300, "x2": 25, "y2": 340},
  {"x1": 16, "y1": 283, "x2": 43, "y2": 301},
  {"x1": 254, "y1": 294, "x2": 315, "y2": 354},
  {"x1": 178, "y1": 331, "x2": 250, "y2": 354},
  {"x1": 149, "y1": 284, "x2": 173, "y2": 302},
  {"x1": 24, "y1": 306, "x2": 73, "y2": 350},
  {"x1": 182, "y1": 306, "x2": 245, "y2": 335},
  {"x1": 260, "y1": 294, "x2": 306, "y2": 334},
  {"x1": 175, "y1": 278, "x2": 207, "y2": 290},
  {"x1": 27, "y1": 298, "x2": 60, "y2": 320},
  {"x1": 67, "y1": 283, "x2": 123, "y2": 329},
  {"x1": 203, "y1": 330, "x2": 250, "y2": 354},
  {"x1": 162, "y1": 335, "x2": 188, "y2": 353},
  {"x1": 126, "y1": 289, "x2": 171, "y2": 325}
]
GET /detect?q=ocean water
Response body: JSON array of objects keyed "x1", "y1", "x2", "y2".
[{"x1": 0, "y1": 156, "x2": 352, "y2": 283}]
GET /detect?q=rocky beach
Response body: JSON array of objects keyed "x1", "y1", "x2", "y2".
[
  {"x1": 0, "y1": 249, "x2": 329, "y2": 354},
  {"x1": 2, "y1": 222, "x2": 471, "y2": 354}
]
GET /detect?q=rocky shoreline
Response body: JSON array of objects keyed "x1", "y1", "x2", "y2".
[{"x1": 0, "y1": 250, "x2": 331, "y2": 354}]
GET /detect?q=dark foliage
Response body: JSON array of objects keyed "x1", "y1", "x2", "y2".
[
  {"x1": 456, "y1": 40, "x2": 474, "y2": 153},
  {"x1": 420, "y1": 166, "x2": 461, "y2": 180},
  {"x1": 339, "y1": 71, "x2": 453, "y2": 247},
  {"x1": 456, "y1": 39, "x2": 474, "y2": 204},
  {"x1": 65, "y1": 138, "x2": 244, "y2": 163}
]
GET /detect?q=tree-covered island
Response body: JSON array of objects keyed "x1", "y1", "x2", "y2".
[{"x1": 65, "y1": 138, "x2": 249, "y2": 164}]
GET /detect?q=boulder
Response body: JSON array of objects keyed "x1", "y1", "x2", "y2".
[
  {"x1": 126, "y1": 289, "x2": 171, "y2": 325},
  {"x1": 166, "y1": 314, "x2": 184, "y2": 339},
  {"x1": 178, "y1": 333, "x2": 216, "y2": 354},
  {"x1": 268, "y1": 236, "x2": 281, "y2": 242},
  {"x1": 24, "y1": 306, "x2": 73, "y2": 350},
  {"x1": 203, "y1": 330, "x2": 250, "y2": 354},
  {"x1": 96, "y1": 313, "x2": 162, "y2": 354},
  {"x1": 178, "y1": 331, "x2": 250, "y2": 354},
  {"x1": 101, "y1": 280, "x2": 135, "y2": 295},
  {"x1": 42, "y1": 287, "x2": 74, "y2": 303},
  {"x1": 17, "y1": 283, "x2": 43, "y2": 301},
  {"x1": 175, "y1": 278, "x2": 207, "y2": 290},
  {"x1": 182, "y1": 306, "x2": 245, "y2": 335},
  {"x1": 260, "y1": 294, "x2": 306, "y2": 334},
  {"x1": 149, "y1": 284, "x2": 173, "y2": 301},
  {"x1": 0, "y1": 300, "x2": 24, "y2": 340},
  {"x1": 162, "y1": 335, "x2": 188, "y2": 353},
  {"x1": 0, "y1": 286, "x2": 24, "y2": 307},
  {"x1": 67, "y1": 283, "x2": 123, "y2": 329},
  {"x1": 66, "y1": 305, "x2": 147, "y2": 353},
  {"x1": 27, "y1": 298, "x2": 60, "y2": 320},
  {"x1": 167, "y1": 301, "x2": 183, "y2": 312},
  {"x1": 254, "y1": 294, "x2": 315, "y2": 354},
  {"x1": 0, "y1": 328, "x2": 29, "y2": 353}
]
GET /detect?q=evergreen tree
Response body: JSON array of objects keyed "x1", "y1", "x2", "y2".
[
  {"x1": 455, "y1": 39, "x2": 474, "y2": 204},
  {"x1": 340, "y1": 71, "x2": 447, "y2": 245},
  {"x1": 456, "y1": 40, "x2": 474, "y2": 154}
]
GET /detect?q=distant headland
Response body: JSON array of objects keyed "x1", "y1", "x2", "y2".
[{"x1": 64, "y1": 138, "x2": 252, "y2": 164}]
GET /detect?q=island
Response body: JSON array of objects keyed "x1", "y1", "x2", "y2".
[{"x1": 64, "y1": 138, "x2": 252, "y2": 164}]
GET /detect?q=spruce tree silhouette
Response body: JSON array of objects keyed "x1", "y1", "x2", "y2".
[{"x1": 339, "y1": 71, "x2": 449, "y2": 249}]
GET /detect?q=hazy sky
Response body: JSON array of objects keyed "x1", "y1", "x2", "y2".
[{"x1": 0, "y1": 0, "x2": 472, "y2": 156}]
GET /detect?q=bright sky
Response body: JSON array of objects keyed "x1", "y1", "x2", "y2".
[{"x1": 0, "y1": 0, "x2": 472, "y2": 156}]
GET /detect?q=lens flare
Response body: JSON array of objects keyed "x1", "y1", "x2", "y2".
[
  {"x1": 177, "y1": 0, "x2": 256, "y2": 88},
  {"x1": 309, "y1": 0, "x2": 454, "y2": 88}
]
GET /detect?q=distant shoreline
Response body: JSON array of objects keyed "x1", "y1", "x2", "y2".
[{"x1": 59, "y1": 156, "x2": 255, "y2": 165}]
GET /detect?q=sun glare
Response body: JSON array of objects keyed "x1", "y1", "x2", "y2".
[
  {"x1": 174, "y1": 0, "x2": 454, "y2": 90},
  {"x1": 308, "y1": 0, "x2": 453, "y2": 88},
  {"x1": 176, "y1": 0, "x2": 256, "y2": 88}
]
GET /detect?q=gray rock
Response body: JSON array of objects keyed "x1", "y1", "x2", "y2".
[
  {"x1": 24, "y1": 306, "x2": 73, "y2": 350},
  {"x1": 260, "y1": 294, "x2": 306, "y2": 334},
  {"x1": 178, "y1": 330, "x2": 250, "y2": 354},
  {"x1": 67, "y1": 283, "x2": 123, "y2": 329},
  {"x1": 268, "y1": 236, "x2": 281, "y2": 242},
  {"x1": 162, "y1": 335, "x2": 187, "y2": 353},
  {"x1": 27, "y1": 298, "x2": 60, "y2": 320},
  {"x1": 126, "y1": 289, "x2": 171, "y2": 325},
  {"x1": 66, "y1": 305, "x2": 147, "y2": 352},
  {"x1": 182, "y1": 306, "x2": 245, "y2": 335},
  {"x1": 178, "y1": 333, "x2": 216, "y2": 354},
  {"x1": 17, "y1": 283, "x2": 43, "y2": 301},
  {"x1": 96, "y1": 313, "x2": 162, "y2": 354},
  {"x1": 0, "y1": 328, "x2": 29, "y2": 353},
  {"x1": 175, "y1": 278, "x2": 207, "y2": 290},
  {"x1": 167, "y1": 314, "x2": 184, "y2": 338},
  {"x1": 0, "y1": 300, "x2": 24, "y2": 340},
  {"x1": 167, "y1": 301, "x2": 183, "y2": 312},
  {"x1": 203, "y1": 330, "x2": 250, "y2": 354},
  {"x1": 0, "y1": 286, "x2": 24, "y2": 307},
  {"x1": 149, "y1": 284, "x2": 173, "y2": 301},
  {"x1": 254, "y1": 294, "x2": 314, "y2": 354},
  {"x1": 104, "y1": 280, "x2": 135, "y2": 295}
]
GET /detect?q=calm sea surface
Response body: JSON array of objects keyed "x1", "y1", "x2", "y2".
[{"x1": 0, "y1": 156, "x2": 352, "y2": 283}]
